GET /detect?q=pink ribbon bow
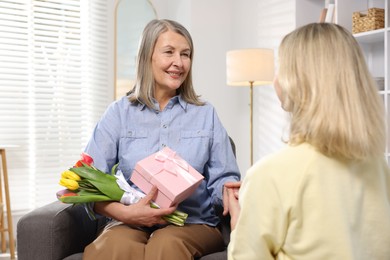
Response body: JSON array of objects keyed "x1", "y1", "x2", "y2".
[{"x1": 154, "y1": 149, "x2": 197, "y2": 184}]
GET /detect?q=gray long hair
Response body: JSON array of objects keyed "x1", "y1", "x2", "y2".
[{"x1": 128, "y1": 19, "x2": 204, "y2": 108}]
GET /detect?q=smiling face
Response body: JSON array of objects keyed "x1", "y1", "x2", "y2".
[{"x1": 151, "y1": 29, "x2": 191, "y2": 97}]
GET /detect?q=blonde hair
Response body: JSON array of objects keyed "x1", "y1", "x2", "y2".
[
  {"x1": 278, "y1": 23, "x2": 385, "y2": 160},
  {"x1": 128, "y1": 19, "x2": 204, "y2": 108}
]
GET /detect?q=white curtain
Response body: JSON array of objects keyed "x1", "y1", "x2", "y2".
[{"x1": 0, "y1": 0, "x2": 112, "y2": 212}]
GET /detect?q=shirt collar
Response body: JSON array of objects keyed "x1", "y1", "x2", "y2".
[
  {"x1": 136, "y1": 95, "x2": 188, "y2": 112},
  {"x1": 177, "y1": 95, "x2": 188, "y2": 111}
]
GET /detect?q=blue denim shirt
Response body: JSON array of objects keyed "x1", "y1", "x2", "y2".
[{"x1": 84, "y1": 95, "x2": 240, "y2": 226}]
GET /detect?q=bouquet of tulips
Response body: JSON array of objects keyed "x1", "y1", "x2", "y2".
[{"x1": 57, "y1": 153, "x2": 188, "y2": 226}]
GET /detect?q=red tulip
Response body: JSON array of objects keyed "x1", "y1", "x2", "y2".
[
  {"x1": 74, "y1": 160, "x2": 83, "y2": 167},
  {"x1": 74, "y1": 152, "x2": 94, "y2": 167},
  {"x1": 81, "y1": 152, "x2": 94, "y2": 164},
  {"x1": 61, "y1": 192, "x2": 78, "y2": 197},
  {"x1": 56, "y1": 189, "x2": 78, "y2": 199}
]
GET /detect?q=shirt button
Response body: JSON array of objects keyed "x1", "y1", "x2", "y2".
[
  {"x1": 162, "y1": 124, "x2": 167, "y2": 129},
  {"x1": 162, "y1": 144, "x2": 166, "y2": 147}
]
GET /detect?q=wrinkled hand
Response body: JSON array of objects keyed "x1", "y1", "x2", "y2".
[
  {"x1": 120, "y1": 186, "x2": 177, "y2": 227},
  {"x1": 223, "y1": 182, "x2": 241, "y2": 230},
  {"x1": 222, "y1": 181, "x2": 240, "y2": 216}
]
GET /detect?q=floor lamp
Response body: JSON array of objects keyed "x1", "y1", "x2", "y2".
[{"x1": 226, "y1": 48, "x2": 274, "y2": 166}]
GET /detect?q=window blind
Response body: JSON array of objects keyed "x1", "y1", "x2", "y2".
[{"x1": 0, "y1": 0, "x2": 112, "y2": 212}]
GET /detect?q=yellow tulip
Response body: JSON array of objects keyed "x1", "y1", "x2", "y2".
[
  {"x1": 61, "y1": 170, "x2": 81, "y2": 181},
  {"x1": 59, "y1": 178, "x2": 79, "y2": 190}
]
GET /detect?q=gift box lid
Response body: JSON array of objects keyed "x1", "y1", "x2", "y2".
[{"x1": 133, "y1": 147, "x2": 204, "y2": 200}]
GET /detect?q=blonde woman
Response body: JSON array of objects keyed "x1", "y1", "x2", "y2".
[{"x1": 227, "y1": 23, "x2": 390, "y2": 259}]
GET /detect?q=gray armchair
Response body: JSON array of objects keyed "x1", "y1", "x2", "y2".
[{"x1": 16, "y1": 200, "x2": 231, "y2": 260}]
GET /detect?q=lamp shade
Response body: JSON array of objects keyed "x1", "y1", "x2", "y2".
[{"x1": 226, "y1": 48, "x2": 274, "y2": 87}]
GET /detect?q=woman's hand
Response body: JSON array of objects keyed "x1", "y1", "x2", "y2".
[
  {"x1": 222, "y1": 181, "x2": 240, "y2": 216},
  {"x1": 95, "y1": 186, "x2": 177, "y2": 227},
  {"x1": 222, "y1": 181, "x2": 241, "y2": 230},
  {"x1": 124, "y1": 186, "x2": 178, "y2": 226}
]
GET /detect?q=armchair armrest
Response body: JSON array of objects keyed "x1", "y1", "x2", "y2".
[
  {"x1": 17, "y1": 201, "x2": 103, "y2": 260},
  {"x1": 198, "y1": 214, "x2": 230, "y2": 260}
]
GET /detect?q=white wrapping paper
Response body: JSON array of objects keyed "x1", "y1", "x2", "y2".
[{"x1": 115, "y1": 170, "x2": 145, "y2": 205}]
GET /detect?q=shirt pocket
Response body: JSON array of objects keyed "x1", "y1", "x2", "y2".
[
  {"x1": 119, "y1": 129, "x2": 149, "y2": 175},
  {"x1": 125, "y1": 129, "x2": 148, "y2": 139},
  {"x1": 179, "y1": 130, "x2": 212, "y2": 171}
]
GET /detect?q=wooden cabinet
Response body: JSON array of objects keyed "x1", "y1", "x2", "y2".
[{"x1": 296, "y1": 0, "x2": 390, "y2": 165}]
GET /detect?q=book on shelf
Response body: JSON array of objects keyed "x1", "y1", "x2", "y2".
[
  {"x1": 319, "y1": 8, "x2": 328, "y2": 23},
  {"x1": 374, "y1": 77, "x2": 384, "y2": 91},
  {"x1": 325, "y1": 4, "x2": 335, "y2": 23}
]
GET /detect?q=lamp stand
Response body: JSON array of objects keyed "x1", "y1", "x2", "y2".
[
  {"x1": 226, "y1": 49, "x2": 274, "y2": 166},
  {"x1": 249, "y1": 81, "x2": 254, "y2": 166}
]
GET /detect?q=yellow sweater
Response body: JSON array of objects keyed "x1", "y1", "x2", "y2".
[{"x1": 228, "y1": 143, "x2": 390, "y2": 260}]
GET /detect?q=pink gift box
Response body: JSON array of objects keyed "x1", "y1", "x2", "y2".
[{"x1": 130, "y1": 147, "x2": 204, "y2": 208}]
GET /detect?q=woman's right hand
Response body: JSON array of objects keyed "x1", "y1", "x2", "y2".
[
  {"x1": 122, "y1": 186, "x2": 177, "y2": 226},
  {"x1": 222, "y1": 181, "x2": 241, "y2": 216},
  {"x1": 222, "y1": 181, "x2": 241, "y2": 230},
  {"x1": 94, "y1": 186, "x2": 177, "y2": 227}
]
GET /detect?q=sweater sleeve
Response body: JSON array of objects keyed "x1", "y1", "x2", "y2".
[{"x1": 228, "y1": 160, "x2": 288, "y2": 260}]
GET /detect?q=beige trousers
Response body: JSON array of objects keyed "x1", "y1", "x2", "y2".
[{"x1": 83, "y1": 222, "x2": 225, "y2": 260}]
